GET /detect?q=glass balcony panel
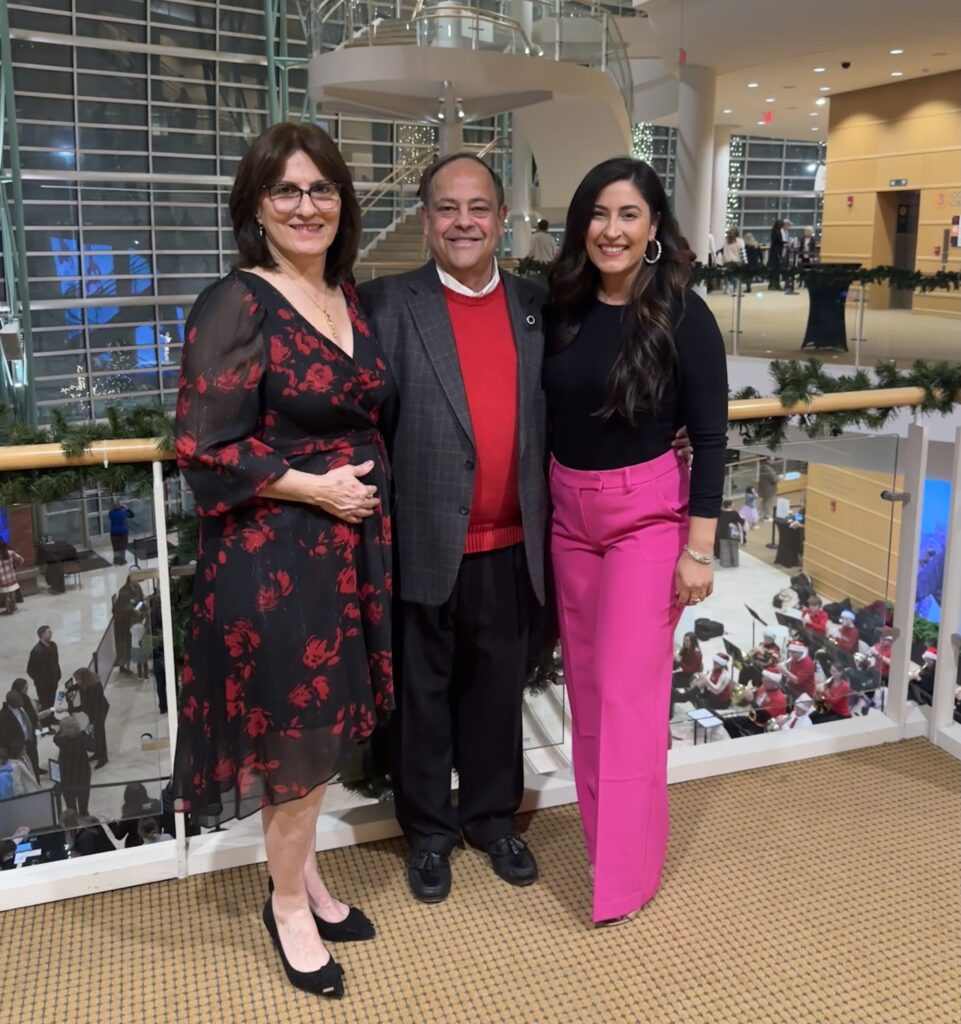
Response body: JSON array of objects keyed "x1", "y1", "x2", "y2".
[
  {"x1": 669, "y1": 434, "x2": 901, "y2": 746},
  {"x1": 0, "y1": 491, "x2": 172, "y2": 866}
]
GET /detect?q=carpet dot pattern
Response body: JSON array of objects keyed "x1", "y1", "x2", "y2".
[{"x1": 3, "y1": 739, "x2": 959, "y2": 1024}]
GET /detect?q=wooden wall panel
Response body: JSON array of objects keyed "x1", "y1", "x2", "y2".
[
  {"x1": 804, "y1": 464, "x2": 902, "y2": 607},
  {"x1": 820, "y1": 71, "x2": 961, "y2": 321}
]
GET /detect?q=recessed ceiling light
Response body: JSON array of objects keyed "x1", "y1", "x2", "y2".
[
  {"x1": 811, "y1": 126, "x2": 820, "y2": 132},
  {"x1": 891, "y1": 71, "x2": 903, "y2": 77},
  {"x1": 757, "y1": 120, "x2": 765, "y2": 125},
  {"x1": 722, "y1": 108, "x2": 733, "y2": 114},
  {"x1": 889, "y1": 48, "x2": 903, "y2": 55},
  {"x1": 747, "y1": 82, "x2": 759, "y2": 88},
  {"x1": 813, "y1": 66, "x2": 826, "y2": 73},
  {"x1": 815, "y1": 97, "x2": 827, "y2": 106},
  {"x1": 820, "y1": 86, "x2": 831, "y2": 92},
  {"x1": 765, "y1": 97, "x2": 775, "y2": 102},
  {"x1": 809, "y1": 112, "x2": 818, "y2": 116}
]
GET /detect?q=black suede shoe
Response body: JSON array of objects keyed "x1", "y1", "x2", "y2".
[
  {"x1": 267, "y1": 876, "x2": 375, "y2": 941},
  {"x1": 407, "y1": 849, "x2": 451, "y2": 903},
  {"x1": 262, "y1": 896, "x2": 345, "y2": 998},
  {"x1": 483, "y1": 835, "x2": 538, "y2": 887}
]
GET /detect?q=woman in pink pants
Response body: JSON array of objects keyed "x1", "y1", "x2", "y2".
[{"x1": 543, "y1": 158, "x2": 728, "y2": 925}]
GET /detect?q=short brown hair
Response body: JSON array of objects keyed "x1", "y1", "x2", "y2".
[
  {"x1": 418, "y1": 153, "x2": 505, "y2": 209},
  {"x1": 230, "y1": 122, "x2": 360, "y2": 285}
]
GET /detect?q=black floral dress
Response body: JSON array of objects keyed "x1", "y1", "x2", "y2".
[{"x1": 172, "y1": 269, "x2": 395, "y2": 821}]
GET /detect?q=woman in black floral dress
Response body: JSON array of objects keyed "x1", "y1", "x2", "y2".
[{"x1": 173, "y1": 123, "x2": 394, "y2": 997}]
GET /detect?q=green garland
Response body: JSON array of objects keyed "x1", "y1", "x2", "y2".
[
  {"x1": 514, "y1": 257, "x2": 961, "y2": 294},
  {"x1": 0, "y1": 404, "x2": 174, "y2": 506},
  {"x1": 732, "y1": 358, "x2": 961, "y2": 448}
]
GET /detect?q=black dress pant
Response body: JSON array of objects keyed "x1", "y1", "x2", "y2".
[{"x1": 392, "y1": 544, "x2": 531, "y2": 854}]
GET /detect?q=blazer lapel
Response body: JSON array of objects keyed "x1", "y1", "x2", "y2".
[
  {"x1": 405, "y1": 262, "x2": 475, "y2": 447},
  {"x1": 502, "y1": 272, "x2": 542, "y2": 458}
]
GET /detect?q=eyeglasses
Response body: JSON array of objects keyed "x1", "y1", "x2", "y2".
[{"x1": 263, "y1": 181, "x2": 342, "y2": 211}]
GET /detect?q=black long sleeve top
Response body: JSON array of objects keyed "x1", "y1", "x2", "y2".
[{"x1": 543, "y1": 290, "x2": 728, "y2": 519}]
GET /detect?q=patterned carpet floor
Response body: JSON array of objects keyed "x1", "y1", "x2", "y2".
[{"x1": 4, "y1": 738, "x2": 959, "y2": 1024}]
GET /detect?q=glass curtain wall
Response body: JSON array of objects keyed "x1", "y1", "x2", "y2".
[{"x1": 3, "y1": 0, "x2": 495, "y2": 423}]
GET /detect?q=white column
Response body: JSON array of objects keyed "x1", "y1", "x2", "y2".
[
  {"x1": 887, "y1": 422, "x2": 929, "y2": 734},
  {"x1": 438, "y1": 82, "x2": 463, "y2": 155},
  {"x1": 510, "y1": 125, "x2": 532, "y2": 257},
  {"x1": 674, "y1": 64, "x2": 716, "y2": 265},
  {"x1": 710, "y1": 125, "x2": 733, "y2": 257},
  {"x1": 932, "y1": 425, "x2": 961, "y2": 742}
]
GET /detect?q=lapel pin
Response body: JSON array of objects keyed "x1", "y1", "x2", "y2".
[{"x1": 526, "y1": 315, "x2": 536, "y2": 326}]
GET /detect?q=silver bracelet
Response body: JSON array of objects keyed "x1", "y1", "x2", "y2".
[{"x1": 683, "y1": 545, "x2": 713, "y2": 565}]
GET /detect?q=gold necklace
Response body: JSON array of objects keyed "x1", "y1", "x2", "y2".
[{"x1": 289, "y1": 277, "x2": 338, "y2": 342}]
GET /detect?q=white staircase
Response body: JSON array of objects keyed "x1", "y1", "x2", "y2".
[{"x1": 356, "y1": 208, "x2": 426, "y2": 278}]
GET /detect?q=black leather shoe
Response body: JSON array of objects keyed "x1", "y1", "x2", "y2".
[
  {"x1": 267, "y1": 876, "x2": 375, "y2": 941},
  {"x1": 483, "y1": 835, "x2": 538, "y2": 887},
  {"x1": 262, "y1": 896, "x2": 345, "y2": 998},
  {"x1": 407, "y1": 849, "x2": 451, "y2": 903}
]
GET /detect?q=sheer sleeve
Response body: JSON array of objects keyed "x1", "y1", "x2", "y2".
[
  {"x1": 675, "y1": 290, "x2": 729, "y2": 519},
  {"x1": 175, "y1": 274, "x2": 290, "y2": 517}
]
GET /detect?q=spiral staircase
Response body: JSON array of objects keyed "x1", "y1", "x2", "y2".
[{"x1": 301, "y1": 0, "x2": 635, "y2": 233}]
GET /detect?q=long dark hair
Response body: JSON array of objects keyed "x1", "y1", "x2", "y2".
[
  {"x1": 229, "y1": 122, "x2": 360, "y2": 286},
  {"x1": 545, "y1": 158, "x2": 690, "y2": 422}
]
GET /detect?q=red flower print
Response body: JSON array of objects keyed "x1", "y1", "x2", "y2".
[
  {"x1": 213, "y1": 758, "x2": 234, "y2": 782},
  {"x1": 332, "y1": 523, "x2": 361, "y2": 550},
  {"x1": 293, "y1": 331, "x2": 317, "y2": 356},
  {"x1": 303, "y1": 632, "x2": 341, "y2": 669},
  {"x1": 256, "y1": 585, "x2": 279, "y2": 612},
  {"x1": 245, "y1": 707, "x2": 270, "y2": 737},
  {"x1": 331, "y1": 708, "x2": 346, "y2": 735},
  {"x1": 273, "y1": 570, "x2": 293, "y2": 596},
  {"x1": 182, "y1": 695, "x2": 198, "y2": 722},
  {"x1": 176, "y1": 433, "x2": 197, "y2": 460},
  {"x1": 343, "y1": 602, "x2": 360, "y2": 620},
  {"x1": 281, "y1": 720, "x2": 302, "y2": 740},
  {"x1": 337, "y1": 566, "x2": 357, "y2": 594},
  {"x1": 195, "y1": 374, "x2": 207, "y2": 394},
  {"x1": 364, "y1": 602, "x2": 384, "y2": 626},
  {"x1": 226, "y1": 674, "x2": 246, "y2": 718},
  {"x1": 225, "y1": 618, "x2": 261, "y2": 657},
  {"x1": 302, "y1": 362, "x2": 334, "y2": 393},
  {"x1": 277, "y1": 307, "x2": 294, "y2": 320},
  {"x1": 312, "y1": 676, "x2": 330, "y2": 701},
  {"x1": 214, "y1": 367, "x2": 242, "y2": 391},
  {"x1": 289, "y1": 684, "x2": 312, "y2": 709},
  {"x1": 270, "y1": 336, "x2": 290, "y2": 367},
  {"x1": 218, "y1": 444, "x2": 241, "y2": 467},
  {"x1": 182, "y1": 664, "x2": 195, "y2": 686},
  {"x1": 240, "y1": 527, "x2": 271, "y2": 553},
  {"x1": 203, "y1": 593, "x2": 215, "y2": 620}
]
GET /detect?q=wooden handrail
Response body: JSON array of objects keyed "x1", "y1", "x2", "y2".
[{"x1": 0, "y1": 386, "x2": 951, "y2": 472}]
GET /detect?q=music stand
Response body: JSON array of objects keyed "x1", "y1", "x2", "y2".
[
  {"x1": 723, "y1": 637, "x2": 746, "y2": 667},
  {"x1": 744, "y1": 604, "x2": 768, "y2": 647},
  {"x1": 775, "y1": 610, "x2": 802, "y2": 633}
]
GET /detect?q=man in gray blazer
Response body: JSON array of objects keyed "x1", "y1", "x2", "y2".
[{"x1": 358, "y1": 154, "x2": 546, "y2": 902}]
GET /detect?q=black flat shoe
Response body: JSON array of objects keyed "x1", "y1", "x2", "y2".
[
  {"x1": 407, "y1": 849, "x2": 451, "y2": 903},
  {"x1": 267, "y1": 876, "x2": 375, "y2": 941},
  {"x1": 483, "y1": 834, "x2": 538, "y2": 887},
  {"x1": 262, "y1": 896, "x2": 344, "y2": 998}
]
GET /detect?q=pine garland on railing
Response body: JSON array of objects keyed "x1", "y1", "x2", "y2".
[
  {"x1": 0, "y1": 405, "x2": 174, "y2": 506},
  {"x1": 695, "y1": 262, "x2": 961, "y2": 292},
  {"x1": 513, "y1": 257, "x2": 961, "y2": 294},
  {"x1": 732, "y1": 359, "x2": 961, "y2": 448}
]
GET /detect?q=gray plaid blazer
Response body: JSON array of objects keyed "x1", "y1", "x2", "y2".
[{"x1": 358, "y1": 262, "x2": 548, "y2": 607}]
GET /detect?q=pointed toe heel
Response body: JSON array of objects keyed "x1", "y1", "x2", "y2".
[
  {"x1": 267, "y1": 876, "x2": 375, "y2": 941},
  {"x1": 262, "y1": 897, "x2": 345, "y2": 998}
]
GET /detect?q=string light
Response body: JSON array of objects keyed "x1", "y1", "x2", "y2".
[
  {"x1": 726, "y1": 134, "x2": 744, "y2": 233},
  {"x1": 632, "y1": 122, "x2": 655, "y2": 165}
]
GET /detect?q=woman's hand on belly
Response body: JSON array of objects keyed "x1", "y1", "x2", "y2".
[{"x1": 261, "y1": 462, "x2": 380, "y2": 523}]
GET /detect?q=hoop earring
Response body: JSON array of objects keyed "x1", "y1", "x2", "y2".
[{"x1": 644, "y1": 238, "x2": 662, "y2": 265}]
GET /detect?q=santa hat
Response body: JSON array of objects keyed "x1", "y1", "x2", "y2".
[
  {"x1": 762, "y1": 668, "x2": 782, "y2": 685},
  {"x1": 713, "y1": 652, "x2": 731, "y2": 667},
  {"x1": 763, "y1": 627, "x2": 777, "y2": 641},
  {"x1": 923, "y1": 647, "x2": 938, "y2": 662},
  {"x1": 840, "y1": 610, "x2": 856, "y2": 622},
  {"x1": 794, "y1": 693, "x2": 813, "y2": 710},
  {"x1": 788, "y1": 642, "x2": 806, "y2": 656}
]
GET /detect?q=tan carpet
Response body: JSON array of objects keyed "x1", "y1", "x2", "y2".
[{"x1": 4, "y1": 738, "x2": 959, "y2": 1024}]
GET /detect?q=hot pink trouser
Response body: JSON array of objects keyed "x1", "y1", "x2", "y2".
[{"x1": 550, "y1": 450, "x2": 689, "y2": 922}]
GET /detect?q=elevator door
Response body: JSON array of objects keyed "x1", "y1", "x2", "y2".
[{"x1": 891, "y1": 191, "x2": 920, "y2": 310}]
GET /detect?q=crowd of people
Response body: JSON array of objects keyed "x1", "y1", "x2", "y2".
[{"x1": 669, "y1": 587, "x2": 932, "y2": 738}]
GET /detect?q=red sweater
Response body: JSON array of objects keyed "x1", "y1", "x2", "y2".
[{"x1": 444, "y1": 284, "x2": 523, "y2": 554}]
